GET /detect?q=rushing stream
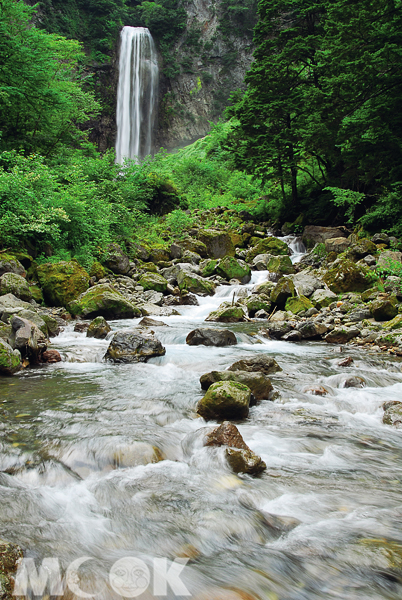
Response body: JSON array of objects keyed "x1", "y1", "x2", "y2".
[{"x1": 1, "y1": 239, "x2": 402, "y2": 599}]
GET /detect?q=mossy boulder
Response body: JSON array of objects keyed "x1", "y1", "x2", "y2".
[
  {"x1": 142, "y1": 262, "x2": 158, "y2": 273},
  {"x1": 246, "y1": 237, "x2": 289, "y2": 262},
  {"x1": 0, "y1": 257, "x2": 25, "y2": 277},
  {"x1": 369, "y1": 296, "x2": 398, "y2": 321},
  {"x1": 149, "y1": 247, "x2": 170, "y2": 263},
  {"x1": 0, "y1": 339, "x2": 21, "y2": 375},
  {"x1": 228, "y1": 231, "x2": 244, "y2": 247},
  {"x1": 69, "y1": 284, "x2": 140, "y2": 319},
  {"x1": 310, "y1": 288, "x2": 337, "y2": 308},
  {"x1": 349, "y1": 238, "x2": 377, "y2": 259},
  {"x1": 37, "y1": 261, "x2": 89, "y2": 307},
  {"x1": 205, "y1": 302, "x2": 246, "y2": 322},
  {"x1": 271, "y1": 277, "x2": 296, "y2": 309},
  {"x1": 0, "y1": 273, "x2": 32, "y2": 302},
  {"x1": 285, "y1": 295, "x2": 314, "y2": 314},
  {"x1": 105, "y1": 329, "x2": 166, "y2": 363},
  {"x1": 323, "y1": 259, "x2": 373, "y2": 293},
  {"x1": 39, "y1": 313, "x2": 60, "y2": 337},
  {"x1": 382, "y1": 314, "x2": 402, "y2": 330},
  {"x1": 252, "y1": 281, "x2": 276, "y2": 297},
  {"x1": 200, "y1": 259, "x2": 219, "y2": 277},
  {"x1": 245, "y1": 294, "x2": 271, "y2": 317},
  {"x1": 216, "y1": 256, "x2": 251, "y2": 282},
  {"x1": 197, "y1": 380, "x2": 251, "y2": 420},
  {"x1": 90, "y1": 261, "x2": 108, "y2": 280},
  {"x1": 29, "y1": 285, "x2": 44, "y2": 304},
  {"x1": 86, "y1": 316, "x2": 112, "y2": 339},
  {"x1": 200, "y1": 370, "x2": 273, "y2": 401},
  {"x1": 197, "y1": 229, "x2": 235, "y2": 259},
  {"x1": 138, "y1": 273, "x2": 169, "y2": 294},
  {"x1": 226, "y1": 447, "x2": 266, "y2": 474},
  {"x1": 177, "y1": 271, "x2": 216, "y2": 296},
  {"x1": 267, "y1": 255, "x2": 295, "y2": 275},
  {"x1": 179, "y1": 237, "x2": 208, "y2": 257}
]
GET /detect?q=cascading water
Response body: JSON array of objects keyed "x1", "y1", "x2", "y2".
[{"x1": 115, "y1": 26, "x2": 159, "y2": 164}]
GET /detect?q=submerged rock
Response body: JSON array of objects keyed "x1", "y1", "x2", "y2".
[
  {"x1": 105, "y1": 329, "x2": 166, "y2": 363},
  {"x1": 197, "y1": 381, "x2": 251, "y2": 420},
  {"x1": 0, "y1": 273, "x2": 32, "y2": 302},
  {"x1": 228, "y1": 355, "x2": 282, "y2": 375},
  {"x1": 69, "y1": 284, "x2": 140, "y2": 319},
  {"x1": 86, "y1": 316, "x2": 112, "y2": 339},
  {"x1": 225, "y1": 447, "x2": 266, "y2": 475},
  {"x1": 37, "y1": 261, "x2": 89, "y2": 306},
  {"x1": 0, "y1": 339, "x2": 21, "y2": 375},
  {"x1": 205, "y1": 421, "x2": 248, "y2": 450},
  {"x1": 113, "y1": 442, "x2": 163, "y2": 467},
  {"x1": 186, "y1": 328, "x2": 237, "y2": 347},
  {"x1": 200, "y1": 370, "x2": 273, "y2": 401}
]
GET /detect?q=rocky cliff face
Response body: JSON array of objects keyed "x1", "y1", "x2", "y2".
[{"x1": 155, "y1": 0, "x2": 256, "y2": 150}]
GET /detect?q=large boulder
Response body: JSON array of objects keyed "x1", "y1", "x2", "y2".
[
  {"x1": 288, "y1": 272, "x2": 324, "y2": 297},
  {"x1": 205, "y1": 421, "x2": 266, "y2": 475},
  {"x1": 266, "y1": 255, "x2": 295, "y2": 275},
  {"x1": 17, "y1": 310, "x2": 48, "y2": 337},
  {"x1": 216, "y1": 256, "x2": 251, "y2": 283},
  {"x1": 186, "y1": 328, "x2": 237, "y2": 347},
  {"x1": 69, "y1": 284, "x2": 141, "y2": 319},
  {"x1": 9, "y1": 315, "x2": 48, "y2": 363},
  {"x1": 197, "y1": 381, "x2": 251, "y2": 420},
  {"x1": 377, "y1": 250, "x2": 402, "y2": 268},
  {"x1": 105, "y1": 329, "x2": 166, "y2": 363},
  {"x1": 0, "y1": 294, "x2": 31, "y2": 314},
  {"x1": 0, "y1": 257, "x2": 25, "y2": 277},
  {"x1": 138, "y1": 303, "x2": 180, "y2": 317},
  {"x1": 200, "y1": 259, "x2": 219, "y2": 278},
  {"x1": 37, "y1": 261, "x2": 89, "y2": 307},
  {"x1": 197, "y1": 230, "x2": 235, "y2": 259},
  {"x1": 200, "y1": 370, "x2": 273, "y2": 401},
  {"x1": 205, "y1": 302, "x2": 246, "y2": 323},
  {"x1": 105, "y1": 244, "x2": 130, "y2": 274},
  {"x1": 228, "y1": 355, "x2": 282, "y2": 375},
  {"x1": 138, "y1": 273, "x2": 169, "y2": 294},
  {"x1": 270, "y1": 277, "x2": 296, "y2": 309},
  {"x1": 244, "y1": 295, "x2": 271, "y2": 318},
  {"x1": 349, "y1": 238, "x2": 377, "y2": 259},
  {"x1": 310, "y1": 288, "x2": 337, "y2": 308},
  {"x1": 369, "y1": 297, "x2": 398, "y2": 321},
  {"x1": 86, "y1": 316, "x2": 112, "y2": 339},
  {"x1": 179, "y1": 237, "x2": 208, "y2": 257},
  {"x1": 302, "y1": 226, "x2": 347, "y2": 248},
  {"x1": 177, "y1": 271, "x2": 216, "y2": 296},
  {"x1": 252, "y1": 281, "x2": 276, "y2": 297},
  {"x1": 285, "y1": 295, "x2": 313, "y2": 314},
  {"x1": 0, "y1": 273, "x2": 32, "y2": 302},
  {"x1": 325, "y1": 237, "x2": 351, "y2": 254},
  {"x1": 247, "y1": 237, "x2": 289, "y2": 262},
  {"x1": 0, "y1": 339, "x2": 21, "y2": 375},
  {"x1": 323, "y1": 259, "x2": 373, "y2": 293}
]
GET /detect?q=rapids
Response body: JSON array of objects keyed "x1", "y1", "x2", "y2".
[{"x1": 1, "y1": 246, "x2": 402, "y2": 599}]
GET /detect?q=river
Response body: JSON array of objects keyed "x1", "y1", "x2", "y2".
[{"x1": 1, "y1": 239, "x2": 402, "y2": 599}]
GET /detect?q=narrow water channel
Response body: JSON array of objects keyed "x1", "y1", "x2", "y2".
[{"x1": 1, "y1": 240, "x2": 402, "y2": 599}]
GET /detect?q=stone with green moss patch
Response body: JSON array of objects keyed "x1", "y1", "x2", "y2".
[
  {"x1": 197, "y1": 380, "x2": 251, "y2": 420},
  {"x1": 69, "y1": 284, "x2": 140, "y2": 319},
  {"x1": 197, "y1": 229, "x2": 235, "y2": 259},
  {"x1": 247, "y1": 237, "x2": 289, "y2": 262},
  {"x1": 200, "y1": 259, "x2": 218, "y2": 277},
  {"x1": 177, "y1": 271, "x2": 216, "y2": 296},
  {"x1": 0, "y1": 273, "x2": 32, "y2": 302},
  {"x1": 138, "y1": 273, "x2": 168, "y2": 293},
  {"x1": 369, "y1": 296, "x2": 398, "y2": 321},
  {"x1": 285, "y1": 295, "x2": 313, "y2": 314},
  {"x1": 382, "y1": 314, "x2": 402, "y2": 330},
  {"x1": 29, "y1": 285, "x2": 44, "y2": 304},
  {"x1": 323, "y1": 258, "x2": 374, "y2": 293},
  {"x1": 271, "y1": 277, "x2": 296, "y2": 309},
  {"x1": 205, "y1": 302, "x2": 246, "y2": 322},
  {"x1": 90, "y1": 261, "x2": 107, "y2": 280},
  {"x1": 245, "y1": 294, "x2": 271, "y2": 317},
  {"x1": 0, "y1": 339, "x2": 21, "y2": 375},
  {"x1": 267, "y1": 255, "x2": 295, "y2": 275},
  {"x1": 37, "y1": 261, "x2": 89, "y2": 307},
  {"x1": 216, "y1": 256, "x2": 251, "y2": 282}
]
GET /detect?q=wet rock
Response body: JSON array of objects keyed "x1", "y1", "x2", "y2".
[
  {"x1": 177, "y1": 270, "x2": 216, "y2": 296},
  {"x1": 338, "y1": 356, "x2": 354, "y2": 367},
  {"x1": 323, "y1": 259, "x2": 372, "y2": 293},
  {"x1": 205, "y1": 303, "x2": 246, "y2": 323},
  {"x1": 216, "y1": 256, "x2": 251, "y2": 283},
  {"x1": 302, "y1": 225, "x2": 347, "y2": 248},
  {"x1": 205, "y1": 421, "x2": 249, "y2": 449},
  {"x1": 138, "y1": 273, "x2": 169, "y2": 294},
  {"x1": 37, "y1": 261, "x2": 90, "y2": 307},
  {"x1": 138, "y1": 303, "x2": 180, "y2": 317},
  {"x1": 10, "y1": 315, "x2": 47, "y2": 363},
  {"x1": 86, "y1": 316, "x2": 111, "y2": 339},
  {"x1": 69, "y1": 284, "x2": 141, "y2": 319},
  {"x1": 228, "y1": 355, "x2": 282, "y2": 375},
  {"x1": 247, "y1": 237, "x2": 289, "y2": 262},
  {"x1": 281, "y1": 330, "x2": 302, "y2": 341},
  {"x1": 113, "y1": 442, "x2": 163, "y2": 467},
  {"x1": 244, "y1": 295, "x2": 271, "y2": 318},
  {"x1": 105, "y1": 244, "x2": 130, "y2": 274},
  {"x1": 324, "y1": 327, "x2": 359, "y2": 344},
  {"x1": 382, "y1": 400, "x2": 402, "y2": 412},
  {"x1": 138, "y1": 317, "x2": 168, "y2": 328},
  {"x1": 369, "y1": 297, "x2": 398, "y2": 321},
  {"x1": 164, "y1": 293, "x2": 198, "y2": 306},
  {"x1": 200, "y1": 371, "x2": 273, "y2": 401},
  {"x1": 270, "y1": 277, "x2": 296, "y2": 309},
  {"x1": 344, "y1": 376, "x2": 366, "y2": 388},
  {"x1": 197, "y1": 381, "x2": 251, "y2": 420},
  {"x1": 197, "y1": 229, "x2": 235, "y2": 259},
  {"x1": 200, "y1": 258, "x2": 219, "y2": 277},
  {"x1": 260, "y1": 321, "x2": 294, "y2": 339},
  {"x1": 0, "y1": 339, "x2": 21, "y2": 375},
  {"x1": 226, "y1": 447, "x2": 266, "y2": 475},
  {"x1": 105, "y1": 329, "x2": 166, "y2": 363},
  {"x1": 0, "y1": 273, "x2": 32, "y2": 302},
  {"x1": 377, "y1": 250, "x2": 402, "y2": 268},
  {"x1": 254, "y1": 309, "x2": 269, "y2": 319},
  {"x1": 297, "y1": 321, "x2": 328, "y2": 339},
  {"x1": 41, "y1": 349, "x2": 62, "y2": 363},
  {"x1": 261, "y1": 513, "x2": 301, "y2": 534},
  {"x1": 186, "y1": 328, "x2": 237, "y2": 347},
  {"x1": 325, "y1": 237, "x2": 351, "y2": 254},
  {"x1": 0, "y1": 538, "x2": 23, "y2": 599},
  {"x1": 382, "y1": 314, "x2": 402, "y2": 330},
  {"x1": 383, "y1": 403, "x2": 402, "y2": 426},
  {"x1": 17, "y1": 310, "x2": 48, "y2": 336},
  {"x1": 285, "y1": 295, "x2": 313, "y2": 315},
  {"x1": 74, "y1": 322, "x2": 89, "y2": 333}
]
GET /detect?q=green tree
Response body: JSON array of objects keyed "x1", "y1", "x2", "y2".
[{"x1": 0, "y1": 0, "x2": 100, "y2": 154}]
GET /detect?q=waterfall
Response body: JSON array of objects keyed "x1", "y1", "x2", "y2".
[{"x1": 115, "y1": 26, "x2": 159, "y2": 164}]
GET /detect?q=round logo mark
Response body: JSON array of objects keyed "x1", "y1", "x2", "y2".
[{"x1": 109, "y1": 557, "x2": 150, "y2": 598}]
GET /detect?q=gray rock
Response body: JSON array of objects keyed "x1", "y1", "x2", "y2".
[
  {"x1": 9, "y1": 315, "x2": 47, "y2": 362},
  {"x1": 372, "y1": 233, "x2": 389, "y2": 245},
  {"x1": 297, "y1": 321, "x2": 328, "y2": 339},
  {"x1": 252, "y1": 254, "x2": 272, "y2": 271},
  {"x1": 186, "y1": 328, "x2": 237, "y2": 347},
  {"x1": 228, "y1": 355, "x2": 282, "y2": 375},
  {"x1": 310, "y1": 288, "x2": 337, "y2": 308},
  {"x1": 289, "y1": 272, "x2": 325, "y2": 297},
  {"x1": 344, "y1": 376, "x2": 366, "y2": 388},
  {"x1": 377, "y1": 250, "x2": 402, "y2": 267},
  {"x1": 347, "y1": 308, "x2": 371, "y2": 322},
  {"x1": 200, "y1": 370, "x2": 273, "y2": 401},
  {"x1": 105, "y1": 244, "x2": 130, "y2": 275},
  {"x1": 105, "y1": 329, "x2": 166, "y2": 363},
  {"x1": 0, "y1": 293, "x2": 31, "y2": 313},
  {"x1": 0, "y1": 273, "x2": 32, "y2": 302},
  {"x1": 305, "y1": 307, "x2": 319, "y2": 317},
  {"x1": 139, "y1": 303, "x2": 180, "y2": 317},
  {"x1": 0, "y1": 258, "x2": 25, "y2": 277},
  {"x1": 181, "y1": 250, "x2": 201, "y2": 265},
  {"x1": 138, "y1": 316, "x2": 168, "y2": 328},
  {"x1": 255, "y1": 309, "x2": 269, "y2": 318},
  {"x1": 87, "y1": 316, "x2": 111, "y2": 339},
  {"x1": 324, "y1": 327, "x2": 360, "y2": 344},
  {"x1": 141, "y1": 290, "x2": 164, "y2": 306},
  {"x1": 170, "y1": 243, "x2": 182, "y2": 259},
  {"x1": 260, "y1": 322, "x2": 293, "y2": 339},
  {"x1": 281, "y1": 330, "x2": 302, "y2": 341},
  {"x1": 363, "y1": 254, "x2": 376, "y2": 266}
]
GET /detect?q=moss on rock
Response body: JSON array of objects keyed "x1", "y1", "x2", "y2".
[
  {"x1": 285, "y1": 295, "x2": 313, "y2": 314},
  {"x1": 69, "y1": 284, "x2": 140, "y2": 319},
  {"x1": 138, "y1": 273, "x2": 168, "y2": 293},
  {"x1": 205, "y1": 302, "x2": 246, "y2": 322},
  {"x1": 177, "y1": 271, "x2": 216, "y2": 296},
  {"x1": 267, "y1": 255, "x2": 295, "y2": 275},
  {"x1": 216, "y1": 256, "x2": 251, "y2": 282},
  {"x1": 197, "y1": 229, "x2": 235, "y2": 259},
  {"x1": 323, "y1": 258, "x2": 374, "y2": 293},
  {"x1": 0, "y1": 273, "x2": 32, "y2": 302},
  {"x1": 271, "y1": 277, "x2": 296, "y2": 309},
  {"x1": 37, "y1": 261, "x2": 89, "y2": 307},
  {"x1": 245, "y1": 294, "x2": 271, "y2": 317},
  {"x1": 0, "y1": 339, "x2": 21, "y2": 375},
  {"x1": 247, "y1": 237, "x2": 289, "y2": 262},
  {"x1": 197, "y1": 380, "x2": 251, "y2": 420}
]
